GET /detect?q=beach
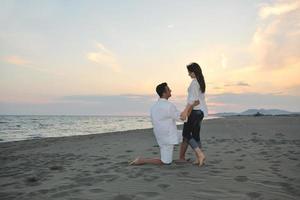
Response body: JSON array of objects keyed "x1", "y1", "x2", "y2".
[{"x1": 0, "y1": 116, "x2": 299, "y2": 200}]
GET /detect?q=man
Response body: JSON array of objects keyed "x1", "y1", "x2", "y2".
[{"x1": 129, "y1": 82, "x2": 184, "y2": 165}]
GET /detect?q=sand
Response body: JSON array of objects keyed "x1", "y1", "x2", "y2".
[{"x1": 0, "y1": 116, "x2": 300, "y2": 200}]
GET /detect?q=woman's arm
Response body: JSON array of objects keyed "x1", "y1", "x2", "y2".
[
  {"x1": 187, "y1": 100, "x2": 200, "y2": 116},
  {"x1": 182, "y1": 80, "x2": 201, "y2": 120},
  {"x1": 180, "y1": 100, "x2": 200, "y2": 120}
]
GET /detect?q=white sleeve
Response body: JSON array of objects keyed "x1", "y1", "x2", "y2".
[
  {"x1": 188, "y1": 82, "x2": 200, "y2": 105},
  {"x1": 169, "y1": 103, "x2": 182, "y2": 121}
]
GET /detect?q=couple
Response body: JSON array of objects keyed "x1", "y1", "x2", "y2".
[{"x1": 130, "y1": 62, "x2": 208, "y2": 167}]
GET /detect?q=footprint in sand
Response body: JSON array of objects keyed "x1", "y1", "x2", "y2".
[
  {"x1": 210, "y1": 170, "x2": 222, "y2": 174},
  {"x1": 143, "y1": 175, "x2": 159, "y2": 182},
  {"x1": 269, "y1": 166, "x2": 280, "y2": 173},
  {"x1": 177, "y1": 171, "x2": 190, "y2": 177},
  {"x1": 38, "y1": 189, "x2": 51, "y2": 194},
  {"x1": 275, "y1": 132, "x2": 284, "y2": 137},
  {"x1": 51, "y1": 191, "x2": 71, "y2": 198},
  {"x1": 97, "y1": 174, "x2": 120, "y2": 182},
  {"x1": 57, "y1": 184, "x2": 78, "y2": 190},
  {"x1": 116, "y1": 155, "x2": 128, "y2": 159},
  {"x1": 94, "y1": 168, "x2": 110, "y2": 174},
  {"x1": 279, "y1": 182, "x2": 298, "y2": 195},
  {"x1": 137, "y1": 192, "x2": 160, "y2": 198},
  {"x1": 96, "y1": 156, "x2": 109, "y2": 161},
  {"x1": 235, "y1": 158, "x2": 244, "y2": 162},
  {"x1": 157, "y1": 183, "x2": 170, "y2": 189},
  {"x1": 234, "y1": 165, "x2": 245, "y2": 170},
  {"x1": 49, "y1": 165, "x2": 64, "y2": 171},
  {"x1": 288, "y1": 157, "x2": 298, "y2": 161},
  {"x1": 251, "y1": 138, "x2": 259, "y2": 143},
  {"x1": 73, "y1": 176, "x2": 94, "y2": 186},
  {"x1": 246, "y1": 192, "x2": 261, "y2": 199},
  {"x1": 260, "y1": 151, "x2": 268, "y2": 155},
  {"x1": 127, "y1": 170, "x2": 145, "y2": 179},
  {"x1": 89, "y1": 188, "x2": 105, "y2": 193},
  {"x1": 225, "y1": 151, "x2": 235, "y2": 154},
  {"x1": 25, "y1": 176, "x2": 41, "y2": 186},
  {"x1": 209, "y1": 159, "x2": 222, "y2": 165},
  {"x1": 112, "y1": 194, "x2": 136, "y2": 200},
  {"x1": 234, "y1": 176, "x2": 248, "y2": 182}
]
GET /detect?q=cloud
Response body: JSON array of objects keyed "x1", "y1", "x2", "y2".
[
  {"x1": 1, "y1": 55, "x2": 65, "y2": 77},
  {"x1": 259, "y1": 0, "x2": 300, "y2": 19},
  {"x1": 224, "y1": 81, "x2": 250, "y2": 87},
  {"x1": 86, "y1": 42, "x2": 121, "y2": 72},
  {"x1": 285, "y1": 84, "x2": 300, "y2": 95},
  {"x1": 208, "y1": 92, "x2": 300, "y2": 113},
  {"x1": 60, "y1": 94, "x2": 155, "y2": 103},
  {"x1": 55, "y1": 94, "x2": 186, "y2": 114},
  {"x1": 236, "y1": 81, "x2": 250, "y2": 86},
  {"x1": 2, "y1": 93, "x2": 299, "y2": 115},
  {"x1": 3, "y1": 55, "x2": 31, "y2": 65},
  {"x1": 251, "y1": 0, "x2": 300, "y2": 69}
]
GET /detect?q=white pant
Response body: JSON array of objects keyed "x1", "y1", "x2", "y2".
[{"x1": 160, "y1": 145, "x2": 174, "y2": 164}]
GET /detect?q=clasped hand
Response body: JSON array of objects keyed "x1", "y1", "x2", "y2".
[{"x1": 180, "y1": 111, "x2": 188, "y2": 121}]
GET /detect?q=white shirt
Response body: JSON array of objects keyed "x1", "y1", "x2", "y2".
[
  {"x1": 150, "y1": 98, "x2": 182, "y2": 146},
  {"x1": 187, "y1": 79, "x2": 208, "y2": 117}
]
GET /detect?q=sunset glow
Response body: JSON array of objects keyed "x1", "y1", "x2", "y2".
[{"x1": 1, "y1": 0, "x2": 299, "y2": 115}]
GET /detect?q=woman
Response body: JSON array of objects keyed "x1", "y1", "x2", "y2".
[{"x1": 180, "y1": 62, "x2": 208, "y2": 166}]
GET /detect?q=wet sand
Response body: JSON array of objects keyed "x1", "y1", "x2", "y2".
[{"x1": 0, "y1": 116, "x2": 300, "y2": 200}]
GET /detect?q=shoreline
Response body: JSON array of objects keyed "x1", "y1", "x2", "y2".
[
  {"x1": 0, "y1": 115, "x2": 296, "y2": 145},
  {"x1": 0, "y1": 115, "x2": 222, "y2": 144}
]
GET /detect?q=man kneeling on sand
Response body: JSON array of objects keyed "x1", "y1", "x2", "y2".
[{"x1": 130, "y1": 82, "x2": 187, "y2": 165}]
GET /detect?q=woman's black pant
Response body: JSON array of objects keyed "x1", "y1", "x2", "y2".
[{"x1": 182, "y1": 110, "x2": 204, "y2": 149}]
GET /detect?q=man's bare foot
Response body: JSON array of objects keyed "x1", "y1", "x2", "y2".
[{"x1": 129, "y1": 157, "x2": 140, "y2": 165}]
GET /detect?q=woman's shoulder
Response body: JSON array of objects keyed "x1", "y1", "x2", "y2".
[{"x1": 190, "y1": 79, "x2": 200, "y2": 87}]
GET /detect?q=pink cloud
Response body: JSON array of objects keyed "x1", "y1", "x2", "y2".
[{"x1": 3, "y1": 55, "x2": 31, "y2": 65}]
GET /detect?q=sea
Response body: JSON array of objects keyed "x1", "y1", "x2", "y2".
[{"x1": 0, "y1": 115, "x2": 219, "y2": 143}]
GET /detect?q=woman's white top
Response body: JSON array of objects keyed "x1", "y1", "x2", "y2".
[{"x1": 187, "y1": 78, "x2": 208, "y2": 117}]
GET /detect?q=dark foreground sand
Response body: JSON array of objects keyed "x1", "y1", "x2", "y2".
[{"x1": 0, "y1": 116, "x2": 300, "y2": 200}]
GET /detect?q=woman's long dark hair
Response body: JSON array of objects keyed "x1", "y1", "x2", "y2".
[{"x1": 187, "y1": 62, "x2": 206, "y2": 93}]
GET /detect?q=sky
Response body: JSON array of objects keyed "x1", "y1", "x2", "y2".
[{"x1": 0, "y1": 0, "x2": 300, "y2": 115}]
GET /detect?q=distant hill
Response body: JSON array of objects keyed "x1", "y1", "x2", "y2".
[{"x1": 216, "y1": 109, "x2": 300, "y2": 117}]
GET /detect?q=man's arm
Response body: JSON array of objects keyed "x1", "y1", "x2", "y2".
[{"x1": 169, "y1": 104, "x2": 185, "y2": 121}]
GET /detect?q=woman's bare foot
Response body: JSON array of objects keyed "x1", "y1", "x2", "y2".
[
  {"x1": 193, "y1": 157, "x2": 199, "y2": 165},
  {"x1": 194, "y1": 153, "x2": 206, "y2": 167},
  {"x1": 198, "y1": 155, "x2": 206, "y2": 167}
]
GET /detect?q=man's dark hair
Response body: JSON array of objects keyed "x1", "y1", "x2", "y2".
[{"x1": 156, "y1": 82, "x2": 168, "y2": 97}]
